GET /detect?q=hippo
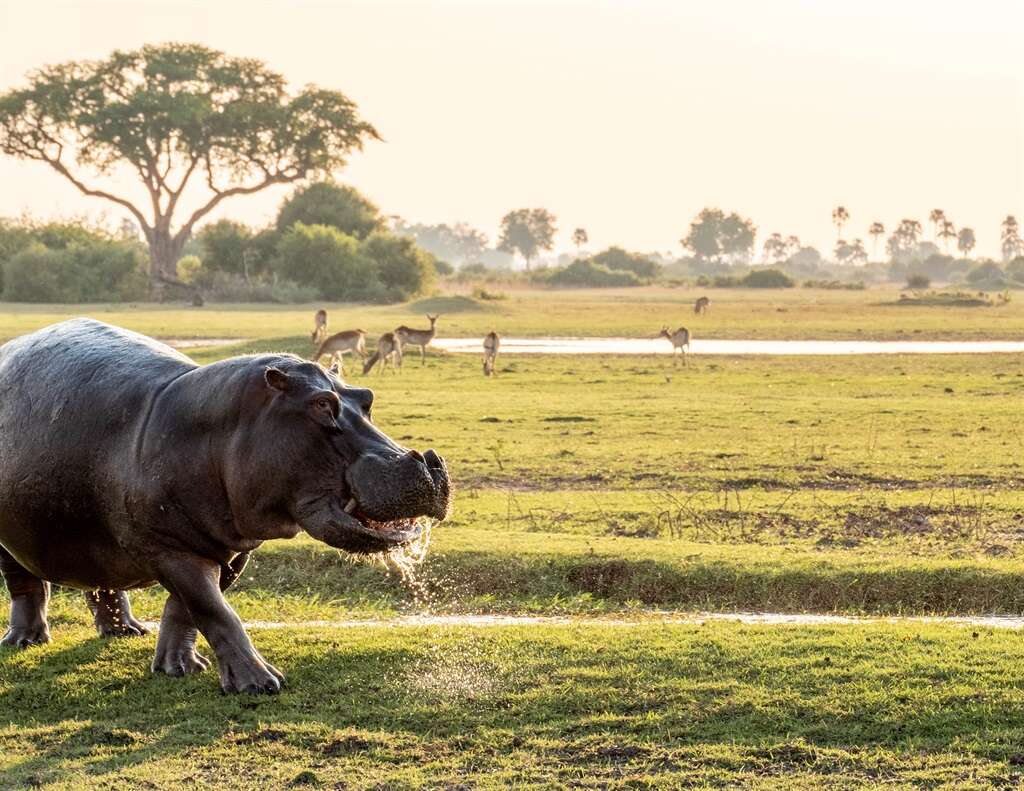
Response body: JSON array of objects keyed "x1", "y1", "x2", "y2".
[{"x1": 0, "y1": 319, "x2": 450, "y2": 693}]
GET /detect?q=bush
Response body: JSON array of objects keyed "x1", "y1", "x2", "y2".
[
  {"x1": 739, "y1": 268, "x2": 795, "y2": 288},
  {"x1": 712, "y1": 275, "x2": 738, "y2": 287},
  {"x1": 2, "y1": 240, "x2": 148, "y2": 302},
  {"x1": 459, "y1": 262, "x2": 488, "y2": 276},
  {"x1": 200, "y1": 272, "x2": 320, "y2": 303},
  {"x1": 802, "y1": 279, "x2": 866, "y2": 290},
  {"x1": 359, "y1": 232, "x2": 436, "y2": 301},
  {"x1": 177, "y1": 255, "x2": 204, "y2": 285},
  {"x1": 277, "y1": 223, "x2": 382, "y2": 301},
  {"x1": 905, "y1": 273, "x2": 931, "y2": 290},
  {"x1": 434, "y1": 258, "x2": 455, "y2": 276},
  {"x1": 472, "y1": 286, "x2": 508, "y2": 301},
  {"x1": 548, "y1": 259, "x2": 642, "y2": 288},
  {"x1": 695, "y1": 274, "x2": 711, "y2": 287},
  {"x1": 966, "y1": 260, "x2": 1005, "y2": 288},
  {"x1": 1006, "y1": 257, "x2": 1024, "y2": 284},
  {"x1": 590, "y1": 247, "x2": 661, "y2": 280}
]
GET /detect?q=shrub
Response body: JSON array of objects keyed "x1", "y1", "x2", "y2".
[
  {"x1": 695, "y1": 274, "x2": 711, "y2": 287},
  {"x1": 802, "y1": 279, "x2": 866, "y2": 290},
  {"x1": 472, "y1": 286, "x2": 508, "y2": 301},
  {"x1": 966, "y1": 260, "x2": 1005, "y2": 288},
  {"x1": 2, "y1": 240, "x2": 148, "y2": 302},
  {"x1": 739, "y1": 268, "x2": 795, "y2": 288},
  {"x1": 176, "y1": 255, "x2": 204, "y2": 285},
  {"x1": 712, "y1": 275, "x2": 738, "y2": 287},
  {"x1": 1006, "y1": 257, "x2": 1024, "y2": 284},
  {"x1": 905, "y1": 273, "x2": 931, "y2": 290},
  {"x1": 359, "y1": 232, "x2": 436, "y2": 301},
  {"x1": 590, "y1": 247, "x2": 661, "y2": 280},
  {"x1": 433, "y1": 258, "x2": 455, "y2": 276},
  {"x1": 277, "y1": 223, "x2": 382, "y2": 301},
  {"x1": 460, "y1": 262, "x2": 488, "y2": 276},
  {"x1": 549, "y1": 259, "x2": 642, "y2": 288},
  {"x1": 201, "y1": 272, "x2": 320, "y2": 303}
]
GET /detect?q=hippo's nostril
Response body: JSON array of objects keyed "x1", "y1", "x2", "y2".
[
  {"x1": 406, "y1": 449, "x2": 425, "y2": 463},
  {"x1": 423, "y1": 449, "x2": 445, "y2": 471}
]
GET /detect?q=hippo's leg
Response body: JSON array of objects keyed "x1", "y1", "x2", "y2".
[
  {"x1": 84, "y1": 589, "x2": 149, "y2": 638},
  {"x1": 152, "y1": 552, "x2": 279, "y2": 694},
  {"x1": 0, "y1": 547, "x2": 51, "y2": 649}
]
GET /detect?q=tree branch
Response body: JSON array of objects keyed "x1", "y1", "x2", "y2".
[{"x1": 43, "y1": 154, "x2": 151, "y2": 234}]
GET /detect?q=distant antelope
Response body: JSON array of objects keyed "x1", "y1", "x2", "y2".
[
  {"x1": 313, "y1": 329, "x2": 367, "y2": 375},
  {"x1": 483, "y1": 331, "x2": 500, "y2": 376},
  {"x1": 362, "y1": 332, "x2": 403, "y2": 375},
  {"x1": 694, "y1": 296, "x2": 710, "y2": 315},
  {"x1": 659, "y1": 326, "x2": 691, "y2": 366},
  {"x1": 311, "y1": 309, "x2": 329, "y2": 344},
  {"x1": 395, "y1": 314, "x2": 439, "y2": 365}
]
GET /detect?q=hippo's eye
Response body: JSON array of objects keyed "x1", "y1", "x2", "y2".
[{"x1": 313, "y1": 397, "x2": 337, "y2": 418}]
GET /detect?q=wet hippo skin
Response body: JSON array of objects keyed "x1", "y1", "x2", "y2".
[{"x1": 0, "y1": 319, "x2": 450, "y2": 693}]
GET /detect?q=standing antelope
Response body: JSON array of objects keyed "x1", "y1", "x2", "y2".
[
  {"x1": 311, "y1": 309, "x2": 329, "y2": 344},
  {"x1": 394, "y1": 314, "x2": 439, "y2": 365},
  {"x1": 483, "y1": 331, "x2": 500, "y2": 376},
  {"x1": 312, "y1": 329, "x2": 367, "y2": 375},
  {"x1": 694, "y1": 296, "x2": 710, "y2": 315},
  {"x1": 659, "y1": 326, "x2": 691, "y2": 366},
  {"x1": 362, "y1": 332, "x2": 403, "y2": 375}
]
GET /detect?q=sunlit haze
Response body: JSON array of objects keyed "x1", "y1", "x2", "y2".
[{"x1": 0, "y1": 0, "x2": 1021, "y2": 259}]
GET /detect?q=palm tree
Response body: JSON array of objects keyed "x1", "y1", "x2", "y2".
[
  {"x1": 1002, "y1": 215, "x2": 1022, "y2": 261},
  {"x1": 928, "y1": 209, "x2": 946, "y2": 241},
  {"x1": 572, "y1": 227, "x2": 588, "y2": 254},
  {"x1": 868, "y1": 222, "x2": 885, "y2": 261},
  {"x1": 831, "y1": 206, "x2": 849, "y2": 240},
  {"x1": 957, "y1": 227, "x2": 976, "y2": 258},
  {"x1": 938, "y1": 219, "x2": 957, "y2": 254}
]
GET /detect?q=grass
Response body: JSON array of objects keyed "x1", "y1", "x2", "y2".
[
  {"x1": 4, "y1": 296, "x2": 1024, "y2": 787},
  {"x1": 1, "y1": 284, "x2": 1024, "y2": 342},
  {"x1": 3, "y1": 620, "x2": 1024, "y2": 788}
]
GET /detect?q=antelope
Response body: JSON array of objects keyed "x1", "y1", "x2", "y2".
[
  {"x1": 483, "y1": 331, "x2": 500, "y2": 376},
  {"x1": 659, "y1": 326, "x2": 691, "y2": 366},
  {"x1": 394, "y1": 314, "x2": 439, "y2": 365},
  {"x1": 312, "y1": 329, "x2": 367, "y2": 375},
  {"x1": 311, "y1": 309, "x2": 329, "y2": 344},
  {"x1": 694, "y1": 296, "x2": 710, "y2": 315},
  {"x1": 362, "y1": 332, "x2": 403, "y2": 375}
]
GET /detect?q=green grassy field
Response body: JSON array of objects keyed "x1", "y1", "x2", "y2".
[
  {"x1": 3, "y1": 621, "x2": 1024, "y2": 789},
  {"x1": 1, "y1": 285, "x2": 1023, "y2": 342},
  {"x1": 3, "y1": 293, "x2": 1024, "y2": 788}
]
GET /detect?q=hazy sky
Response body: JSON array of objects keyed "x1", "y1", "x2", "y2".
[{"x1": 0, "y1": 0, "x2": 1021, "y2": 259}]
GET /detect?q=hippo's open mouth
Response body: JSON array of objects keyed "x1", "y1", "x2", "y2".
[
  {"x1": 340, "y1": 496, "x2": 425, "y2": 545},
  {"x1": 298, "y1": 493, "x2": 428, "y2": 554}
]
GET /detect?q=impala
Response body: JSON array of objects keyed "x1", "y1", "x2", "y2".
[
  {"x1": 694, "y1": 296, "x2": 710, "y2": 315},
  {"x1": 312, "y1": 329, "x2": 367, "y2": 375},
  {"x1": 395, "y1": 314, "x2": 439, "y2": 365},
  {"x1": 659, "y1": 326, "x2": 691, "y2": 365},
  {"x1": 483, "y1": 331, "x2": 500, "y2": 376},
  {"x1": 311, "y1": 309, "x2": 328, "y2": 344},
  {"x1": 362, "y1": 332, "x2": 403, "y2": 375}
]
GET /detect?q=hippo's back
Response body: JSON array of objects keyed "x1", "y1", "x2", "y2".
[{"x1": 0, "y1": 320, "x2": 197, "y2": 583}]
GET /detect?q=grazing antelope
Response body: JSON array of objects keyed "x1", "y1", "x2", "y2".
[
  {"x1": 694, "y1": 296, "x2": 710, "y2": 315},
  {"x1": 659, "y1": 326, "x2": 691, "y2": 366},
  {"x1": 311, "y1": 309, "x2": 329, "y2": 344},
  {"x1": 362, "y1": 332, "x2": 403, "y2": 375},
  {"x1": 312, "y1": 329, "x2": 367, "y2": 375},
  {"x1": 483, "y1": 331, "x2": 500, "y2": 376},
  {"x1": 394, "y1": 314, "x2": 439, "y2": 365}
]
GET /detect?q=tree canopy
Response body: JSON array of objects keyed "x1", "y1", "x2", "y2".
[
  {"x1": 681, "y1": 208, "x2": 756, "y2": 264},
  {"x1": 0, "y1": 43, "x2": 378, "y2": 292},
  {"x1": 276, "y1": 182, "x2": 383, "y2": 239},
  {"x1": 498, "y1": 208, "x2": 557, "y2": 270}
]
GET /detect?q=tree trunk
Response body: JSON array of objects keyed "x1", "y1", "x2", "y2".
[{"x1": 147, "y1": 229, "x2": 198, "y2": 303}]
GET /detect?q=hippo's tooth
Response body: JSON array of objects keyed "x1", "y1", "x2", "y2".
[{"x1": 344, "y1": 498, "x2": 357, "y2": 514}]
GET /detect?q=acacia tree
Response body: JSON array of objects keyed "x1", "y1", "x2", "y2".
[
  {"x1": 497, "y1": 208, "x2": 557, "y2": 270},
  {"x1": 0, "y1": 43, "x2": 378, "y2": 294},
  {"x1": 572, "y1": 227, "x2": 588, "y2": 253},
  {"x1": 681, "y1": 208, "x2": 757, "y2": 265},
  {"x1": 762, "y1": 232, "x2": 787, "y2": 263}
]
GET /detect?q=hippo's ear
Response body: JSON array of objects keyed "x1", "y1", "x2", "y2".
[{"x1": 264, "y1": 367, "x2": 290, "y2": 392}]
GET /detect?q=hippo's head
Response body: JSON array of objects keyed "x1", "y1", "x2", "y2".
[{"x1": 236, "y1": 358, "x2": 450, "y2": 554}]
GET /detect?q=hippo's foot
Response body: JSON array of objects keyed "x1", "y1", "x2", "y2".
[
  {"x1": 85, "y1": 590, "x2": 149, "y2": 638},
  {"x1": 217, "y1": 650, "x2": 285, "y2": 695},
  {"x1": 152, "y1": 644, "x2": 211, "y2": 677},
  {"x1": 1, "y1": 622, "x2": 51, "y2": 649}
]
